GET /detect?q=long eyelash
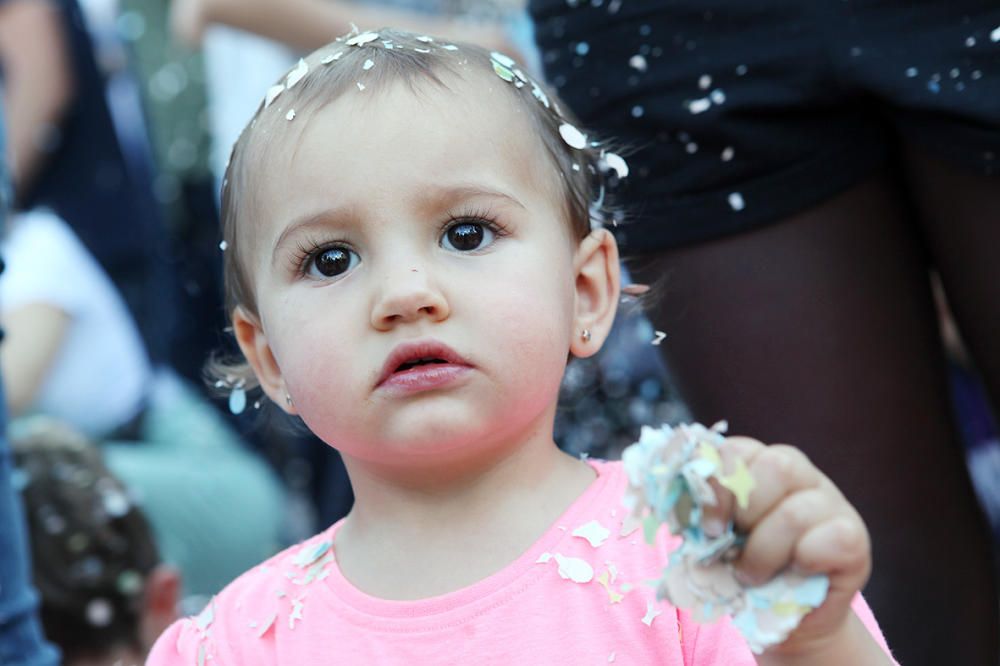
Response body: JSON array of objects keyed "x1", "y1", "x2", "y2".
[
  {"x1": 288, "y1": 235, "x2": 350, "y2": 275},
  {"x1": 441, "y1": 206, "x2": 510, "y2": 240}
]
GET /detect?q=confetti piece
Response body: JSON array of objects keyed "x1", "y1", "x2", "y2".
[
  {"x1": 363, "y1": 59, "x2": 374, "y2": 70},
  {"x1": 905, "y1": 67, "x2": 918, "y2": 77},
  {"x1": 622, "y1": 422, "x2": 829, "y2": 652},
  {"x1": 608, "y1": 652, "x2": 616, "y2": 662},
  {"x1": 572, "y1": 519, "x2": 611, "y2": 547},
  {"x1": 531, "y1": 83, "x2": 550, "y2": 108},
  {"x1": 357, "y1": 82, "x2": 366, "y2": 91},
  {"x1": 631, "y1": 105, "x2": 645, "y2": 118},
  {"x1": 629, "y1": 54, "x2": 648, "y2": 72},
  {"x1": 229, "y1": 386, "x2": 247, "y2": 414},
  {"x1": 688, "y1": 97, "x2": 711, "y2": 114},
  {"x1": 991, "y1": 25, "x2": 1000, "y2": 42},
  {"x1": 536, "y1": 552, "x2": 553, "y2": 564},
  {"x1": 195, "y1": 600, "x2": 215, "y2": 630},
  {"x1": 490, "y1": 51, "x2": 515, "y2": 68},
  {"x1": 256, "y1": 612, "x2": 277, "y2": 638},
  {"x1": 197, "y1": 642, "x2": 207, "y2": 666},
  {"x1": 551, "y1": 553, "x2": 594, "y2": 583},
  {"x1": 416, "y1": 35, "x2": 434, "y2": 43},
  {"x1": 320, "y1": 51, "x2": 342, "y2": 64},
  {"x1": 286, "y1": 59, "x2": 308, "y2": 88},
  {"x1": 721, "y1": 146, "x2": 735, "y2": 162},
  {"x1": 559, "y1": 123, "x2": 588, "y2": 149},
  {"x1": 493, "y1": 61, "x2": 515, "y2": 82},
  {"x1": 293, "y1": 541, "x2": 332, "y2": 568},
  {"x1": 264, "y1": 84, "x2": 284, "y2": 108},
  {"x1": 346, "y1": 31, "x2": 379, "y2": 46},
  {"x1": 719, "y1": 459, "x2": 756, "y2": 509},
  {"x1": 289, "y1": 597, "x2": 305, "y2": 629},
  {"x1": 652, "y1": 331, "x2": 666, "y2": 346},
  {"x1": 710, "y1": 89, "x2": 726, "y2": 104},
  {"x1": 86, "y1": 598, "x2": 113, "y2": 626},
  {"x1": 596, "y1": 570, "x2": 625, "y2": 603},
  {"x1": 218, "y1": 240, "x2": 228, "y2": 251},
  {"x1": 285, "y1": 109, "x2": 296, "y2": 121},
  {"x1": 602, "y1": 152, "x2": 629, "y2": 179},
  {"x1": 641, "y1": 600, "x2": 662, "y2": 626},
  {"x1": 728, "y1": 192, "x2": 745, "y2": 211}
]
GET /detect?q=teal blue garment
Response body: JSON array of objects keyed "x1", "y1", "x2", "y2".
[{"x1": 102, "y1": 371, "x2": 285, "y2": 600}]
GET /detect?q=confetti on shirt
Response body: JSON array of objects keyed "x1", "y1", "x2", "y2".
[{"x1": 621, "y1": 422, "x2": 830, "y2": 653}]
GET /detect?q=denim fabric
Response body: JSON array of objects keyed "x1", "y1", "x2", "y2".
[{"x1": 0, "y1": 91, "x2": 61, "y2": 666}]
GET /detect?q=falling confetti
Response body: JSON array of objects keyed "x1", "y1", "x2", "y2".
[
  {"x1": 86, "y1": 598, "x2": 113, "y2": 626},
  {"x1": 698, "y1": 74, "x2": 712, "y2": 90},
  {"x1": 218, "y1": 240, "x2": 228, "y2": 251},
  {"x1": 652, "y1": 331, "x2": 666, "y2": 345},
  {"x1": 905, "y1": 67, "x2": 918, "y2": 78},
  {"x1": 631, "y1": 105, "x2": 645, "y2": 118},
  {"x1": 629, "y1": 54, "x2": 648, "y2": 72},
  {"x1": 728, "y1": 192, "x2": 745, "y2": 211},
  {"x1": 687, "y1": 98, "x2": 711, "y2": 114},
  {"x1": 721, "y1": 146, "x2": 735, "y2": 162},
  {"x1": 602, "y1": 152, "x2": 630, "y2": 179},
  {"x1": 710, "y1": 89, "x2": 726, "y2": 104},
  {"x1": 991, "y1": 25, "x2": 1000, "y2": 42},
  {"x1": 229, "y1": 386, "x2": 247, "y2": 414},
  {"x1": 559, "y1": 123, "x2": 588, "y2": 149}
]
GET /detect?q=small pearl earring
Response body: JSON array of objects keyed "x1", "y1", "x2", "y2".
[{"x1": 581, "y1": 329, "x2": 592, "y2": 342}]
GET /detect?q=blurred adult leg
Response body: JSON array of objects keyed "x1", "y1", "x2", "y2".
[{"x1": 629, "y1": 173, "x2": 998, "y2": 666}]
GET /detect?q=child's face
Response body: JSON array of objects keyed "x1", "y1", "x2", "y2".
[{"x1": 237, "y1": 72, "x2": 592, "y2": 467}]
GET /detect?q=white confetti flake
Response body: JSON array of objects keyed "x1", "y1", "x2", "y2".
[
  {"x1": 363, "y1": 59, "x2": 374, "y2": 71},
  {"x1": 414, "y1": 47, "x2": 431, "y2": 53},
  {"x1": 572, "y1": 520, "x2": 611, "y2": 547},
  {"x1": 491, "y1": 51, "x2": 516, "y2": 68},
  {"x1": 531, "y1": 83, "x2": 550, "y2": 108},
  {"x1": 641, "y1": 600, "x2": 663, "y2": 627},
  {"x1": 728, "y1": 192, "x2": 746, "y2": 211},
  {"x1": 289, "y1": 597, "x2": 305, "y2": 629},
  {"x1": 575, "y1": 41, "x2": 590, "y2": 56},
  {"x1": 629, "y1": 54, "x2": 647, "y2": 72},
  {"x1": 602, "y1": 152, "x2": 629, "y2": 179},
  {"x1": 735, "y1": 64, "x2": 748, "y2": 76},
  {"x1": 559, "y1": 123, "x2": 588, "y2": 149},
  {"x1": 685, "y1": 142, "x2": 699, "y2": 154},
  {"x1": 652, "y1": 331, "x2": 667, "y2": 345},
  {"x1": 965, "y1": 36, "x2": 977, "y2": 47},
  {"x1": 709, "y1": 89, "x2": 726, "y2": 104},
  {"x1": 721, "y1": 146, "x2": 735, "y2": 161},
  {"x1": 356, "y1": 82, "x2": 366, "y2": 91},
  {"x1": 218, "y1": 240, "x2": 228, "y2": 251},
  {"x1": 554, "y1": 554, "x2": 594, "y2": 583},
  {"x1": 285, "y1": 109, "x2": 296, "y2": 121},
  {"x1": 991, "y1": 25, "x2": 1000, "y2": 42},
  {"x1": 972, "y1": 70, "x2": 983, "y2": 80},
  {"x1": 346, "y1": 31, "x2": 379, "y2": 46},
  {"x1": 608, "y1": 652, "x2": 616, "y2": 663},
  {"x1": 416, "y1": 35, "x2": 434, "y2": 43},
  {"x1": 536, "y1": 552, "x2": 553, "y2": 563},
  {"x1": 86, "y1": 598, "x2": 113, "y2": 626},
  {"x1": 442, "y1": 44, "x2": 459, "y2": 50},
  {"x1": 687, "y1": 97, "x2": 711, "y2": 114},
  {"x1": 320, "y1": 51, "x2": 342, "y2": 65},
  {"x1": 631, "y1": 105, "x2": 645, "y2": 118},
  {"x1": 698, "y1": 74, "x2": 712, "y2": 90},
  {"x1": 286, "y1": 59, "x2": 308, "y2": 88},
  {"x1": 905, "y1": 67, "x2": 919, "y2": 78},
  {"x1": 264, "y1": 84, "x2": 284, "y2": 108},
  {"x1": 256, "y1": 611, "x2": 277, "y2": 638}
]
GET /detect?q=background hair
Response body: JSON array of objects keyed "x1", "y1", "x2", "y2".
[
  {"x1": 207, "y1": 28, "x2": 624, "y2": 396},
  {"x1": 11, "y1": 418, "x2": 160, "y2": 662}
]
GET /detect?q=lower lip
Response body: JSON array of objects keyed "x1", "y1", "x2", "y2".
[{"x1": 378, "y1": 364, "x2": 472, "y2": 395}]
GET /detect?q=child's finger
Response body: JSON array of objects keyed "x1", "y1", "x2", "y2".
[
  {"x1": 731, "y1": 444, "x2": 823, "y2": 531},
  {"x1": 793, "y1": 513, "x2": 871, "y2": 587},
  {"x1": 733, "y1": 488, "x2": 839, "y2": 585}
]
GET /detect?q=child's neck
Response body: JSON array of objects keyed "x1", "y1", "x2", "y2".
[{"x1": 334, "y1": 424, "x2": 596, "y2": 600}]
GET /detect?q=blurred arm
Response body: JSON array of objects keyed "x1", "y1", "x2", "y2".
[
  {"x1": 0, "y1": 0, "x2": 74, "y2": 201},
  {"x1": 0, "y1": 303, "x2": 70, "y2": 416}
]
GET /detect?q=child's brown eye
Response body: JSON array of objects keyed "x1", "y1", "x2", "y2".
[
  {"x1": 308, "y1": 246, "x2": 358, "y2": 279},
  {"x1": 442, "y1": 221, "x2": 494, "y2": 252}
]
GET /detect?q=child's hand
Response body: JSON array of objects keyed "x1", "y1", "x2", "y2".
[{"x1": 705, "y1": 437, "x2": 873, "y2": 658}]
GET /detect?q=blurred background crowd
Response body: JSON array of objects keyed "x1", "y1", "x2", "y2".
[{"x1": 0, "y1": 1, "x2": 997, "y2": 665}]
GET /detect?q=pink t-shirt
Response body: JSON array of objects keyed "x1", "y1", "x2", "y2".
[{"x1": 147, "y1": 460, "x2": 896, "y2": 665}]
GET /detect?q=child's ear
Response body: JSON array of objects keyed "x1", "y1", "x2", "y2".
[
  {"x1": 232, "y1": 306, "x2": 296, "y2": 414},
  {"x1": 571, "y1": 228, "x2": 620, "y2": 359}
]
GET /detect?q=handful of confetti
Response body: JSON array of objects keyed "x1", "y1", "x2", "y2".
[{"x1": 621, "y1": 422, "x2": 829, "y2": 654}]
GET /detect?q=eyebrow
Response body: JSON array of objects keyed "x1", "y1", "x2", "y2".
[{"x1": 270, "y1": 184, "x2": 526, "y2": 266}]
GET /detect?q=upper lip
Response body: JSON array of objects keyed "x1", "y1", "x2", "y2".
[{"x1": 376, "y1": 339, "x2": 472, "y2": 386}]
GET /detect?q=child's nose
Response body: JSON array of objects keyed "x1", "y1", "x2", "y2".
[{"x1": 370, "y1": 266, "x2": 450, "y2": 330}]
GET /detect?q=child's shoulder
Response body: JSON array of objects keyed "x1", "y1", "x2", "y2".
[{"x1": 147, "y1": 529, "x2": 338, "y2": 665}]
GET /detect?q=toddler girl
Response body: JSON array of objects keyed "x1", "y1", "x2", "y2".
[{"x1": 148, "y1": 30, "x2": 896, "y2": 665}]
